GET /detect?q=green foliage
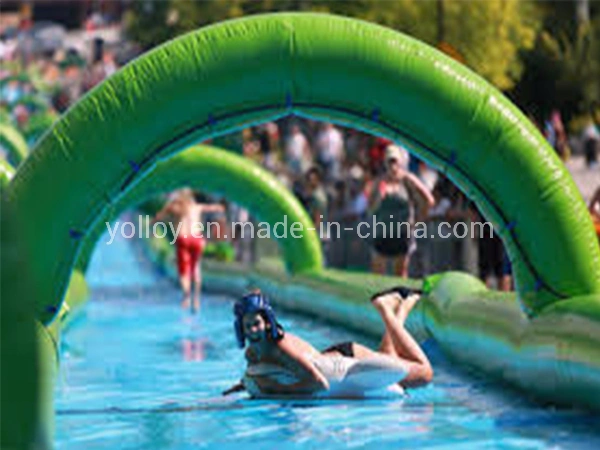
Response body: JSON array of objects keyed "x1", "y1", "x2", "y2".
[
  {"x1": 442, "y1": 0, "x2": 537, "y2": 90},
  {"x1": 137, "y1": 197, "x2": 167, "y2": 216},
  {"x1": 124, "y1": 0, "x2": 538, "y2": 91},
  {"x1": 513, "y1": 1, "x2": 599, "y2": 120},
  {"x1": 23, "y1": 111, "x2": 57, "y2": 143},
  {"x1": 124, "y1": 0, "x2": 244, "y2": 49},
  {"x1": 123, "y1": 2, "x2": 172, "y2": 50},
  {"x1": 204, "y1": 241, "x2": 236, "y2": 262},
  {"x1": 123, "y1": 0, "x2": 596, "y2": 117},
  {"x1": 332, "y1": 0, "x2": 538, "y2": 90},
  {"x1": 542, "y1": 24, "x2": 598, "y2": 115}
]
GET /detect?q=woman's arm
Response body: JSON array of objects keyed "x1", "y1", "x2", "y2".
[
  {"x1": 247, "y1": 372, "x2": 327, "y2": 396},
  {"x1": 276, "y1": 339, "x2": 330, "y2": 393},
  {"x1": 152, "y1": 202, "x2": 173, "y2": 223},
  {"x1": 404, "y1": 173, "x2": 435, "y2": 207},
  {"x1": 303, "y1": 136, "x2": 312, "y2": 159},
  {"x1": 222, "y1": 381, "x2": 245, "y2": 396},
  {"x1": 200, "y1": 203, "x2": 226, "y2": 213}
]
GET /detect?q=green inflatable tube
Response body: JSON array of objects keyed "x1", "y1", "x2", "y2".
[
  {"x1": 0, "y1": 123, "x2": 28, "y2": 167},
  {"x1": 23, "y1": 111, "x2": 58, "y2": 144},
  {"x1": 76, "y1": 145, "x2": 321, "y2": 274},
  {"x1": 2, "y1": 13, "x2": 598, "y2": 327},
  {"x1": 1, "y1": 195, "x2": 47, "y2": 450},
  {"x1": 0, "y1": 158, "x2": 16, "y2": 188}
]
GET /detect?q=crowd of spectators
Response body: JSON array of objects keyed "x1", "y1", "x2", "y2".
[
  {"x1": 232, "y1": 118, "x2": 519, "y2": 289},
  {"x1": 1, "y1": 45, "x2": 122, "y2": 145}
]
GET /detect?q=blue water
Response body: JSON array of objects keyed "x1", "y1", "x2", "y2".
[{"x1": 55, "y1": 235, "x2": 600, "y2": 449}]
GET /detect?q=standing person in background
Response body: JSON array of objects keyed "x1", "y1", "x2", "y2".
[
  {"x1": 12, "y1": 104, "x2": 29, "y2": 129},
  {"x1": 545, "y1": 109, "x2": 570, "y2": 161},
  {"x1": 153, "y1": 189, "x2": 225, "y2": 313},
  {"x1": 474, "y1": 207, "x2": 504, "y2": 289},
  {"x1": 422, "y1": 180, "x2": 453, "y2": 275},
  {"x1": 285, "y1": 123, "x2": 312, "y2": 178},
  {"x1": 582, "y1": 119, "x2": 599, "y2": 169},
  {"x1": 446, "y1": 186, "x2": 479, "y2": 275},
  {"x1": 543, "y1": 114, "x2": 557, "y2": 150},
  {"x1": 345, "y1": 129, "x2": 368, "y2": 166},
  {"x1": 255, "y1": 122, "x2": 280, "y2": 171},
  {"x1": 368, "y1": 137, "x2": 391, "y2": 177},
  {"x1": 303, "y1": 167, "x2": 330, "y2": 262},
  {"x1": 1, "y1": 79, "x2": 24, "y2": 105},
  {"x1": 343, "y1": 167, "x2": 370, "y2": 269},
  {"x1": 230, "y1": 203, "x2": 254, "y2": 264},
  {"x1": 328, "y1": 180, "x2": 348, "y2": 267},
  {"x1": 303, "y1": 167, "x2": 329, "y2": 232},
  {"x1": 416, "y1": 160, "x2": 438, "y2": 192},
  {"x1": 82, "y1": 59, "x2": 106, "y2": 92},
  {"x1": 102, "y1": 51, "x2": 118, "y2": 77},
  {"x1": 500, "y1": 250, "x2": 513, "y2": 292},
  {"x1": 315, "y1": 123, "x2": 344, "y2": 181},
  {"x1": 589, "y1": 186, "x2": 600, "y2": 243},
  {"x1": 551, "y1": 110, "x2": 570, "y2": 161},
  {"x1": 345, "y1": 165, "x2": 369, "y2": 222},
  {"x1": 369, "y1": 145, "x2": 435, "y2": 277}
]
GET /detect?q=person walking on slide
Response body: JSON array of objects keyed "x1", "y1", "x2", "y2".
[
  {"x1": 223, "y1": 288, "x2": 433, "y2": 398},
  {"x1": 153, "y1": 189, "x2": 225, "y2": 312}
]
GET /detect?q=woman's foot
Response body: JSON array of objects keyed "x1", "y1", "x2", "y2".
[
  {"x1": 192, "y1": 296, "x2": 201, "y2": 313},
  {"x1": 181, "y1": 296, "x2": 191, "y2": 310},
  {"x1": 371, "y1": 292, "x2": 402, "y2": 314},
  {"x1": 396, "y1": 293, "x2": 421, "y2": 324},
  {"x1": 371, "y1": 287, "x2": 421, "y2": 313}
]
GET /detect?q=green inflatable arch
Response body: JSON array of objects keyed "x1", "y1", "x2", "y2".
[
  {"x1": 0, "y1": 158, "x2": 15, "y2": 188},
  {"x1": 3, "y1": 12, "x2": 599, "y2": 324},
  {"x1": 76, "y1": 144, "x2": 321, "y2": 273},
  {"x1": 0, "y1": 123, "x2": 28, "y2": 167}
]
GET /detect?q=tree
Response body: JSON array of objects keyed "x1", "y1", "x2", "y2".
[
  {"x1": 124, "y1": 0, "x2": 539, "y2": 91},
  {"x1": 512, "y1": 1, "x2": 600, "y2": 122},
  {"x1": 123, "y1": 0, "x2": 243, "y2": 50},
  {"x1": 441, "y1": 0, "x2": 537, "y2": 90},
  {"x1": 313, "y1": 0, "x2": 538, "y2": 91}
]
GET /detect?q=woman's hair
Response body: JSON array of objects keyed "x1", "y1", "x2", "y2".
[{"x1": 234, "y1": 290, "x2": 284, "y2": 348}]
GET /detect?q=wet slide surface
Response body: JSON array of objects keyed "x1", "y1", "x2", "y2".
[{"x1": 55, "y1": 234, "x2": 600, "y2": 449}]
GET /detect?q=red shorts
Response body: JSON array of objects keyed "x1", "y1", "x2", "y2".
[{"x1": 176, "y1": 235, "x2": 205, "y2": 277}]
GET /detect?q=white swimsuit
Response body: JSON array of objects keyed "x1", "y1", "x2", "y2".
[
  {"x1": 310, "y1": 353, "x2": 407, "y2": 397},
  {"x1": 244, "y1": 353, "x2": 408, "y2": 398}
]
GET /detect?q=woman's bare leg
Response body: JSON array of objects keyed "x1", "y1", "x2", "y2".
[
  {"x1": 192, "y1": 263, "x2": 201, "y2": 312},
  {"x1": 392, "y1": 255, "x2": 410, "y2": 278},
  {"x1": 376, "y1": 294, "x2": 424, "y2": 360},
  {"x1": 179, "y1": 274, "x2": 191, "y2": 309},
  {"x1": 343, "y1": 296, "x2": 419, "y2": 359},
  {"x1": 377, "y1": 298, "x2": 402, "y2": 356},
  {"x1": 372, "y1": 293, "x2": 433, "y2": 387},
  {"x1": 371, "y1": 252, "x2": 387, "y2": 275}
]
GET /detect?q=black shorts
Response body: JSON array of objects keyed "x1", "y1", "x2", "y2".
[
  {"x1": 478, "y1": 235, "x2": 503, "y2": 278},
  {"x1": 372, "y1": 236, "x2": 409, "y2": 257},
  {"x1": 322, "y1": 341, "x2": 354, "y2": 357}
]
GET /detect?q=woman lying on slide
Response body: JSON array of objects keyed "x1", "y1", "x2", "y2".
[{"x1": 223, "y1": 288, "x2": 433, "y2": 398}]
